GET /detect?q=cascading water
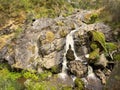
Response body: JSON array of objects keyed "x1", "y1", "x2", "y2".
[
  {"x1": 59, "y1": 24, "x2": 82, "y2": 78},
  {"x1": 59, "y1": 24, "x2": 100, "y2": 89}
]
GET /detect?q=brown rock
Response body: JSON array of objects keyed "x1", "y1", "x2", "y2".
[
  {"x1": 66, "y1": 45, "x2": 75, "y2": 61},
  {"x1": 67, "y1": 60, "x2": 87, "y2": 77}
]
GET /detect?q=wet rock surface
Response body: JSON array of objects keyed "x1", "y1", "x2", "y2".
[
  {"x1": 66, "y1": 45, "x2": 75, "y2": 61},
  {"x1": 67, "y1": 60, "x2": 87, "y2": 77}
]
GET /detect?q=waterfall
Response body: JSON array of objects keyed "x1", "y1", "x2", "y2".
[
  {"x1": 58, "y1": 24, "x2": 101, "y2": 90},
  {"x1": 59, "y1": 24, "x2": 82, "y2": 78}
]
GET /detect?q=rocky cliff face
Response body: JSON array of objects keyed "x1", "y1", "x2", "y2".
[{"x1": 0, "y1": 10, "x2": 113, "y2": 72}]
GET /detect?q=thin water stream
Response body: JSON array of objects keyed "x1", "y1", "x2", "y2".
[{"x1": 58, "y1": 24, "x2": 99, "y2": 89}]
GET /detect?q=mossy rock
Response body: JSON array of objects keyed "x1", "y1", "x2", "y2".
[
  {"x1": 24, "y1": 79, "x2": 57, "y2": 90},
  {"x1": 113, "y1": 53, "x2": 120, "y2": 61},
  {"x1": 74, "y1": 78, "x2": 84, "y2": 90},
  {"x1": 89, "y1": 30, "x2": 107, "y2": 52},
  {"x1": 89, "y1": 13, "x2": 98, "y2": 24},
  {"x1": 106, "y1": 42, "x2": 117, "y2": 52},
  {"x1": 39, "y1": 71, "x2": 52, "y2": 80},
  {"x1": 89, "y1": 48, "x2": 100, "y2": 60},
  {"x1": 46, "y1": 31, "x2": 55, "y2": 43},
  {"x1": 90, "y1": 42, "x2": 99, "y2": 50},
  {"x1": 56, "y1": 21, "x2": 64, "y2": 26},
  {"x1": 59, "y1": 29, "x2": 68, "y2": 38},
  {"x1": 50, "y1": 65, "x2": 61, "y2": 74}
]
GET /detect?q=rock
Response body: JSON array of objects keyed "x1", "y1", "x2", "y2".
[
  {"x1": 0, "y1": 10, "x2": 114, "y2": 73},
  {"x1": 66, "y1": 45, "x2": 75, "y2": 61},
  {"x1": 103, "y1": 68, "x2": 111, "y2": 80},
  {"x1": 105, "y1": 62, "x2": 120, "y2": 90},
  {"x1": 50, "y1": 64, "x2": 62, "y2": 74},
  {"x1": 83, "y1": 66, "x2": 103, "y2": 90},
  {"x1": 95, "y1": 54, "x2": 108, "y2": 68},
  {"x1": 84, "y1": 75, "x2": 103, "y2": 90},
  {"x1": 67, "y1": 60, "x2": 87, "y2": 77},
  {"x1": 95, "y1": 69, "x2": 106, "y2": 84},
  {"x1": 42, "y1": 51, "x2": 62, "y2": 69}
]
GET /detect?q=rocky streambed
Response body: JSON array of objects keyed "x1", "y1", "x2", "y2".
[{"x1": 0, "y1": 10, "x2": 119, "y2": 90}]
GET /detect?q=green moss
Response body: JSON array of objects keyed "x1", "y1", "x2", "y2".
[
  {"x1": 59, "y1": 29, "x2": 68, "y2": 38},
  {"x1": 89, "y1": 31, "x2": 107, "y2": 52},
  {"x1": 113, "y1": 53, "x2": 120, "y2": 61},
  {"x1": 50, "y1": 65, "x2": 61, "y2": 74},
  {"x1": 74, "y1": 78, "x2": 84, "y2": 90},
  {"x1": 0, "y1": 64, "x2": 24, "y2": 90},
  {"x1": 39, "y1": 71, "x2": 52, "y2": 80},
  {"x1": 106, "y1": 42, "x2": 117, "y2": 52},
  {"x1": 90, "y1": 42, "x2": 99, "y2": 50},
  {"x1": 0, "y1": 66, "x2": 22, "y2": 81},
  {"x1": 46, "y1": 31, "x2": 55, "y2": 43},
  {"x1": 22, "y1": 71, "x2": 39, "y2": 80},
  {"x1": 25, "y1": 79, "x2": 57, "y2": 90},
  {"x1": 56, "y1": 21, "x2": 64, "y2": 26},
  {"x1": 88, "y1": 13, "x2": 98, "y2": 24},
  {"x1": 89, "y1": 48, "x2": 100, "y2": 60}
]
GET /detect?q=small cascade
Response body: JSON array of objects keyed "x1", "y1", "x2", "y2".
[
  {"x1": 87, "y1": 65, "x2": 97, "y2": 79},
  {"x1": 82, "y1": 65, "x2": 103, "y2": 90},
  {"x1": 59, "y1": 24, "x2": 82, "y2": 78},
  {"x1": 58, "y1": 24, "x2": 101, "y2": 90}
]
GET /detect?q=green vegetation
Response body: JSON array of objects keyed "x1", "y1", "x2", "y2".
[
  {"x1": 74, "y1": 78, "x2": 84, "y2": 90},
  {"x1": 113, "y1": 53, "x2": 120, "y2": 62},
  {"x1": 50, "y1": 65, "x2": 61, "y2": 74},
  {"x1": 0, "y1": 63, "x2": 54, "y2": 89},
  {"x1": 0, "y1": 0, "x2": 74, "y2": 27},
  {"x1": 22, "y1": 71, "x2": 39, "y2": 80},
  {"x1": 39, "y1": 71, "x2": 52, "y2": 80},
  {"x1": 88, "y1": 13, "x2": 98, "y2": 24},
  {"x1": 0, "y1": 64, "x2": 24, "y2": 90},
  {"x1": 88, "y1": 31, "x2": 118, "y2": 63},
  {"x1": 24, "y1": 79, "x2": 57, "y2": 90},
  {"x1": 0, "y1": 78, "x2": 24, "y2": 90},
  {"x1": 89, "y1": 30, "x2": 107, "y2": 52},
  {"x1": 89, "y1": 48, "x2": 100, "y2": 60},
  {"x1": 106, "y1": 43, "x2": 117, "y2": 52}
]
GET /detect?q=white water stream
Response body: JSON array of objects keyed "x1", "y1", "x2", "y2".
[
  {"x1": 59, "y1": 24, "x2": 97, "y2": 87},
  {"x1": 59, "y1": 25, "x2": 82, "y2": 79}
]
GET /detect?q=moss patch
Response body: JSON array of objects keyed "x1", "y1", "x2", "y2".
[
  {"x1": 106, "y1": 42, "x2": 117, "y2": 52},
  {"x1": 113, "y1": 53, "x2": 120, "y2": 61},
  {"x1": 89, "y1": 48, "x2": 100, "y2": 60},
  {"x1": 46, "y1": 31, "x2": 55, "y2": 43},
  {"x1": 89, "y1": 30, "x2": 107, "y2": 52},
  {"x1": 74, "y1": 78, "x2": 84, "y2": 90},
  {"x1": 59, "y1": 29, "x2": 68, "y2": 38}
]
